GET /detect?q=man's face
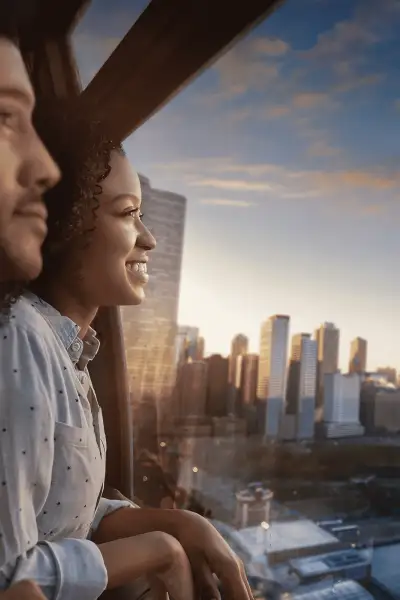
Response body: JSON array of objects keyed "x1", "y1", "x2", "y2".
[{"x1": 0, "y1": 39, "x2": 60, "y2": 282}]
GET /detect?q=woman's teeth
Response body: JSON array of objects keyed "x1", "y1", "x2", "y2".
[{"x1": 127, "y1": 262, "x2": 147, "y2": 273}]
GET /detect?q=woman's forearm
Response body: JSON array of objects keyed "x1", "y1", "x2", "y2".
[
  {"x1": 92, "y1": 507, "x2": 185, "y2": 545},
  {"x1": 98, "y1": 532, "x2": 176, "y2": 589}
]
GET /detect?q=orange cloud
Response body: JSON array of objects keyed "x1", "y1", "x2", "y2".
[
  {"x1": 201, "y1": 198, "x2": 255, "y2": 208},
  {"x1": 293, "y1": 92, "x2": 332, "y2": 109}
]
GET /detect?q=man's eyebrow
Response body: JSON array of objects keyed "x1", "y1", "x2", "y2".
[{"x1": 0, "y1": 86, "x2": 34, "y2": 108}]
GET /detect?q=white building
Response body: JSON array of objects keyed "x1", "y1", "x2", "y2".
[
  {"x1": 286, "y1": 334, "x2": 317, "y2": 439},
  {"x1": 257, "y1": 315, "x2": 290, "y2": 439},
  {"x1": 323, "y1": 372, "x2": 364, "y2": 438}
]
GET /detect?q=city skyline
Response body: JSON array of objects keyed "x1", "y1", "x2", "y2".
[{"x1": 73, "y1": 0, "x2": 400, "y2": 372}]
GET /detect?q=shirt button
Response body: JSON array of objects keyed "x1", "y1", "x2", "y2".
[{"x1": 71, "y1": 342, "x2": 81, "y2": 352}]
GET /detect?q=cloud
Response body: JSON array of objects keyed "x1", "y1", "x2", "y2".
[
  {"x1": 395, "y1": 99, "x2": 400, "y2": 111},
  {"x1": 264, "y1": 105, "x2": 291, "y2": 119},
  {"x1": 153, "y1": 157, "x2": 400, "y2": 216},
  {"x1": 305, "y1": 21, "x2": 378, "y2": 60},
  {"x1": 201, "y1": 198, "x2": 255, "y2": 208},
  {"x1": 292, "y1": 92, "x2": 333, "y2": 109},
  {"x1": 192, "y1": 178, "x2": 276, "y2": 192},
  {"x1": 213, "y1": 35, "x2": 290, "y2": 98},
  {"x1": 251, "y1": 37, "x2": 290, "y2": 56},
  {"x1": 307, "y1": 140, "x2": 342, "y2": 158}
]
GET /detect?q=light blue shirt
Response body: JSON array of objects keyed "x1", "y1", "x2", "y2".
[{"x1": 0, "y1": 293, "x2": 133, "y2": 599}]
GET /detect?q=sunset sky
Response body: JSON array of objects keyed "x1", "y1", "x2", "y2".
[{"x1": 73, "y1": 0, "x2": 400, "y2": 372}]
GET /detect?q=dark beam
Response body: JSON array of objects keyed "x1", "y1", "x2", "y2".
[
  {"x1": 19, "y1": 0, "x2": 90, "y2": 50},
  {"x1": 82, "y1": 0, "x2": 283, "y2": 140}
]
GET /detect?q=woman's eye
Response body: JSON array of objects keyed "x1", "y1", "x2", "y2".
[{"x1": 125, "y1": 208, "x2": 144, "y2": 219}]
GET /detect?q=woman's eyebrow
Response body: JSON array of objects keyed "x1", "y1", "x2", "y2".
[{"x1": 111, "y1": 193, "x2": 140, "y2": 206}]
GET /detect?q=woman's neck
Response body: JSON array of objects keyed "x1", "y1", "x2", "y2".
[{"x1": 34, "y1": 283, "x2": 98, "y2": 339}]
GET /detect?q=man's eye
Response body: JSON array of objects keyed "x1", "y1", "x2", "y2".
[{"x1": 0, "y1": 111, "x2": 17, "y2": 129}]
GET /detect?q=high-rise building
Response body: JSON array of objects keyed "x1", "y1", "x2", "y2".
[
  {"x1": 176, "y1": 360, "x2": 208, "y2": 418},
  {"x1": 229, "y1": 334, "x2": 249, "y2": 384},
  {"x1": 257, "y1": 315, "x2": 290, "y2": 439},
  {"x1": 205, "y1": 354, "x2": 229, "y2": 417},
  {"x1": 323, "y1": 372, "x2": 364, "y2": 438},
  {"x1": 196, "y1": 336, "x2": 205, "y2": 361},
  {"x1": 122, "y1": 175, "x2": 186, "y2": 426},
  {"x1": 236, "y1": 353, "x2": 259, "y2": 408},
  {"x1": 349, "y1": 337, "x2": 367, "y2": 374},
  {"x1": 286, "y1": 333, "x2": 317, "y2": 439},
  {"x1": 376, "y1": 367, "x2": 397, "y2": 386},
  {"x1": 314, "y1": 322, "x2": 340, "y2": 410},
  {"x1": 175, "y1": 325, "x2": 200, "y2": 365}
]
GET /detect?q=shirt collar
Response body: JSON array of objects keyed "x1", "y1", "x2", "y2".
[{"x1": 24, "y1": 291, "x2": 100, "y2": 367}]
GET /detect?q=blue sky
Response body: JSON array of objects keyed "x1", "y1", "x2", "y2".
[{"x1": 73, "y1": 0, "x2": 400, "y2": 371}]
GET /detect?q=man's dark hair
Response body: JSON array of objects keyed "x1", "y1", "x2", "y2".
[{"x1": 0, "y1": 2, "x2": 23, "y2": 45}]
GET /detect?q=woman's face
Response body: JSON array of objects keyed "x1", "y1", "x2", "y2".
[{"x1": 72, "y1": 151, "x2": 156, "y2": 307}]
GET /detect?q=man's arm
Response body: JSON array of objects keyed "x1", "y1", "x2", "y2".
[{"x1": 0, "y1": 323, "x2": 108, "y2": 600}]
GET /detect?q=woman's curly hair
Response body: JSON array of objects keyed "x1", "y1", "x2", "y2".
[
  {"x1": 33, "y1": 98, "x2": 124, "y2": 285},
  {"x1": 0, "y1": 98, "x2": 124, "y2": 318}
]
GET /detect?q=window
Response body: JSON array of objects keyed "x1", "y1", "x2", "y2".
[{"x1": 75, "y1": 0, "x2": 400, "y2": 597}]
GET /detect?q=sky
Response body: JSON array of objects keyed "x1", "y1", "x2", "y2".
[{"x1": 73, "y1": 0, "x2": 400, "y2": 372}]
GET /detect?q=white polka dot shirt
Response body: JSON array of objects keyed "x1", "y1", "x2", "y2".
[{"x1": 0, "y1": 293, "x2": 133, "y2": 599}]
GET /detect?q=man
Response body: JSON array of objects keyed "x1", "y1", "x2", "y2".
[
  {"x1": 0, "y1": 6, "x2": 59, "y2": 599},
  {"x1": 0, "y1": 25, "x2": 60, "y2": 294}
]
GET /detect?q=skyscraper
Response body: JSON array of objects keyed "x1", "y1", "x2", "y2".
[
  {"x1": 229, "y1": 334, "x2": 249, "y2": 384},
  {"x1": 349, "y1": 337, "x2": 367, "y2": 374},
  {"x1": 323, "y1": 372, "x2": 364, "y2": 438},
  {"x1": 314, "y1": 322, "x2": 340, "y2": 410},
  {"x1": 237, "y1": 353, "x2": 259, "y2": 407},
  {"x1": 286, "y1": 333, "x2": 317, "y2": 439},
  {"x1": 175, "y1": 325, "x2": 200, "y2": 365},
  {"x1": 205, "y1": 354, "x2": 229, "y2": 417},
  {"x1": 257, "y1": 315, "x2": 290, "y2": 439},
  {"x1": 176, "y1": 360, "x2": 208, "y2": 418},
  {"x1": 122, "y1": 175, "x2": 186, "y2": 425}
]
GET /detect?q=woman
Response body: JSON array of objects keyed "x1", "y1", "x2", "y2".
[{"x1": 0, "y1": 102, "x2": 251, "y2": 600}]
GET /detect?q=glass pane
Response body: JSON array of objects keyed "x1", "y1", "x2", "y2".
[
  {"x1": 72, "y1": 0, "x2": 150, "y2": 88},
  {"x1": 117, "y1": 0, "x2": 400, "y2": 597}
]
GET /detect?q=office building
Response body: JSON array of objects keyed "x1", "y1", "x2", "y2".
[
  {"x1": 257, "y1": 315, "x2": 290, "y2": 439},
  {"x1": 176, "y1": 360, "x2": 208, "y2": 418},
  {"x1": 229, "y1": 334, "x2": 249, "y2": 384},
  {"x1": 175, "y1": 325, "x2": 200, "y2": 365},
  {"x1": 314, "y1": 323, "x2": 340, "y2": 411},
  {"x1": 349, "y1": 337, "x2": 367, "y2": 374},
  {"x1": 205, "y1": 354, "x2": 229, "y2": 417},
  {"x1": 286, "y1": 333, "x2": 317, "y2": 439},
  {"x1": 122, "y1": 175, "x2": 186, "y2": 423},
  {"x1": 323, "y1": 372, "x2": 364, "y2": 438},
  {"x1": 376, "y1": 366, "x2": 397, "y2": 386}
]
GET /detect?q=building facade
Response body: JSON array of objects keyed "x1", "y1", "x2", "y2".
[
  {"x1": 122, "y1": 175, "x2": 186, "y2": 432},
  {"x1": 314, "y1": 322, "x2": 340, "y2": 411},
  {"x1": 257, "y1": 315, "x2": 290, "y2": 439},
  {"x1": 323, "y1": 372, "x2": 364, "y2": 438},
  {"x1": 349, "y1": 337, "x2": 367, "y2": 374},
  {"x1": 286, "y1": 333, "x2": 317, "y2": 439}
]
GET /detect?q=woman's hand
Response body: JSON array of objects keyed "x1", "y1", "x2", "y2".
[
  {"x1": 1, "y1": 581, "x2": 45, "y2": 599},
  {"x1": 98, "y1": 531, "x2": 194, "y2": 600},
  {"x1": 175, "y1": 511, "x2": 253, "y2": 600}
]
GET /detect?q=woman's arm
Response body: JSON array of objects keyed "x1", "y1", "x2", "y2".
[
  {"x1": 0, "y1": 581, "x2": 46, "y2": 599},
  {"x1": 98, "y1": 532, "x2": 194, "y2": 600}
]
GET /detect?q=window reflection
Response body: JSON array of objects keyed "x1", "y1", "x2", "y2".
[{"x1": 77, "y1": 0, "x2": 400, "y2": 597}]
